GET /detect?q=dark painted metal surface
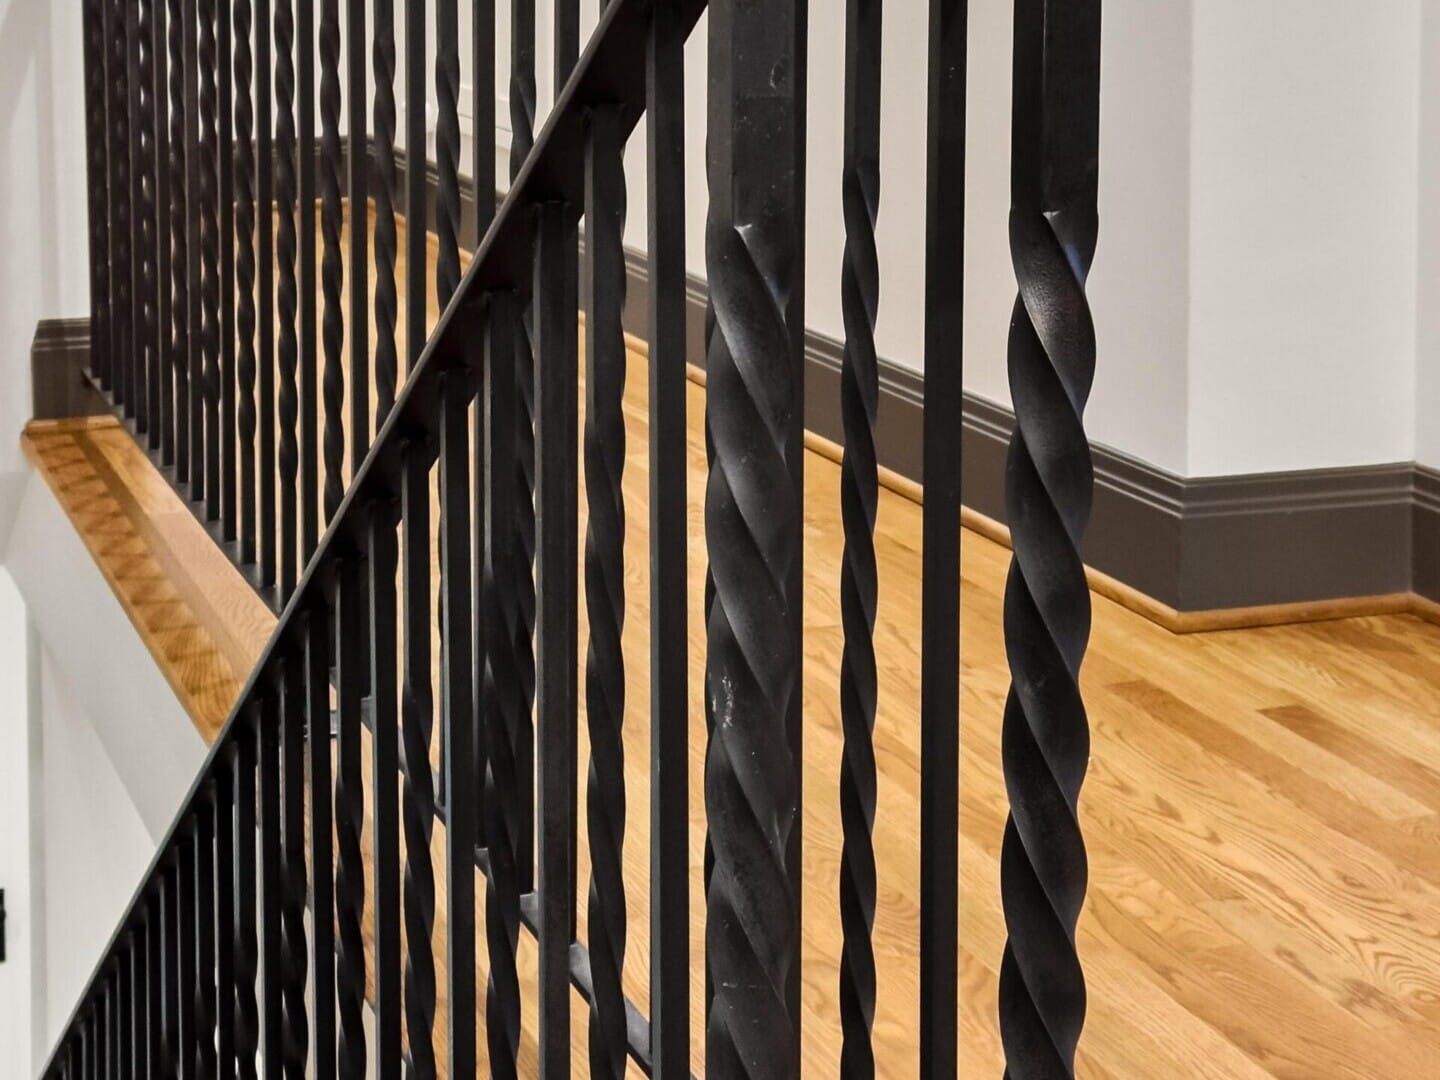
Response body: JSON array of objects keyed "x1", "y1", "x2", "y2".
[
  {"x1": 276, "y1": 0, "x2": 301, "y2": 597},
  {"x1": 235, "y1": 0, "x2": 259, "y2": 565},
  {"x1": 319, "y1": 0, "x2": 344, "y2": 523},
  {"x1": 999, "y1": 3, "x2": 1101, "y2": 1077},
  {"x1": 374, "y1": 0, "x2": 399, "y2": 423}
]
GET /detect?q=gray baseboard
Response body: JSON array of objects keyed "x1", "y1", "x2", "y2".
[{"x1": 31, "y1": 318, "x2": 107, "y2": 421}]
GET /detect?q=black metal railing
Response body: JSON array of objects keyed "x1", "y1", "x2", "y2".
[{"x1": 52, "y1": 0, "x2": 1101, "y2": 1076}]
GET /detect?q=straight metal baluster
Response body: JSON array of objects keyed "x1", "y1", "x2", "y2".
[
  {"x1": 147, "y1": 896, "x2": 165, "y2": 1078},
  {"x1": 507, "y1": 0, "x2": 537, "y2": 894},
  {"x1": 919, "y1": 3, "x2": 966, "y2": 1075},
  {"x1": 128, "y1": 935, "x2": 144, "y2": 1078},
  {"x1": 373, "y1": 0, "x2": 398, "y2": 420},
  {"x1": 164, "y1": 867, "x2": 182, "y2": 1076},
  {"x1": 533, "y1": 199, "x2": 577, "y2": 1079},
  {"x1": 194, "y1": 798, "x2": 219, "y2": 1078},
  {"x1": 440, "y1": 369, "x2": 477, "y2": 1080},
  {"x1": 259, "y1": 696, "x2": 283, "y2": 1066},
  {"x1": 215, "y1": 744, "x2": 238, "y2": 1080},
  {"x1": 334, "y1": 559, "x2": 368, "y2": 1078},
  {"x1": 998, "y1": 4, "x2": 1101, "y2": 1077},
  {"x1": 319, "y1": 0, "x2": 344, "y2": 522},
  {"x1": 154, "y1": 0, "x2": 174, "y2": 465},
  {"x1": 482, "y1": 294, "x2": 522, "y2": 1077},
  {"x1": 201, "y1": 0, "x2": 223, "y2": 521},
  {"x1": 470, "y1": 0, "x2": 495, "y2": 249},
  {"x1": 280, "y1": 657, "x2": 310, "y2": 1077},
  {"x1": 277, "y1": 0, "x2": 300, "y2": 598},
  {"x1": 298, "y1": 0, "x2": 319, "y2": 559},
  {"x1": 128, "y1": 0, "x2": 144, "y2": 431},
  {"x1": 346, "y1": 0, "x2": 369, "y2": 468},
  {"x1": 258, "y1": 0, "x2": 277, "y2": 591},
  {"x1": 138, "y1": 0, "x2": 160, "y2": 450},
  {"x1": 236, "y1": 0, "x2": 260, "y2": 565},
  {"x1": 169, "y1": 0, "x2": 190, "y2": 486},
  {"x1": 645, "y1": 3, "x2": 689, "y2": 1072},
  {"x1": 401, "y1": 441, "x2": 438, "y2": 1077},
  {"x1": 404, "y1": 0, "x2": 425, "y2": 370},
  {"x1": 83, "y1": 0, "x2": 111, "y2": 394},
  {"x1": 582, "y1": 103, "x2": 627, "y2": 1080},
  {"x1": 435, "y1": 0, "x2": 460, "y2": 308},
  {"x1": 220, "y1": 0, "x2": 237, "y2": 542},
  {"x1": 177, "y1": 832, "x2": 198, "y2": 1080},
  {"x1": 110, "y1": 0, "x2": 133, "y2": 413},
  {"x1": 234, "y1": 719, "x2": 261, "y2": 1080},
  {"x1": 369, "y1": 500, "x2": 402, "y2": 1075},
  {"x1": 184, "y1": 0, "x2": 204, "y2": 504},
  {"x1": 306, "y1": 608, "x2": 337, "y2": 1079},
  {"x1": 705, "y1": 1, "x2": 806, "y2": 1074},
  {"x1": 118, "y1": 952, "x2": 133, "y2": 1080},
  {"x1": 839, "y1": 0, "x2": 882, "y2": 1074}
]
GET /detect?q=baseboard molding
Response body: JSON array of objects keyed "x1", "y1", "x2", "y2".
[{"x1": 31, "y1": 318, "x2": 107, "y2": 421}]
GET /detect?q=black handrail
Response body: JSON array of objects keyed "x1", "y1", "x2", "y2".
[{"x1": 53, "y1": 0, "x2": 1102, "y2": 1076}]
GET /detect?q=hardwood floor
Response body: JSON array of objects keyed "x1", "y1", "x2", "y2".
[{"x1": 28, "y1": 206, "x2": 1440, "y2": 1076}]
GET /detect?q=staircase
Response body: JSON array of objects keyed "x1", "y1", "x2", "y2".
[{"x1": 41, "y1": 1, "x2": 1102, "y2": 1077}]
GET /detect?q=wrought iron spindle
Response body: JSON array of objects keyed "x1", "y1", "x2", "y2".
[
  {"x1": 298, "y1": 0, "x2": 319, "y2": 559},
  {"x1": 704, "y1": 0, "x2": 806, "y2": 1074},
  {"x1": 193, "y1": 798, "x2": 219, "y2": 1078},
  {"x1": 373, "y1": 0, "x2": 399, "y2": 420},
  {"x1": 920, "y1": 2, "x2": 965, "y2": 1074},
  {"x1": 369, "y1": 501, "x2": 403, "y2": 1070},
  {"x1": 404, "y1": 0, "x2": 426, "y2": 369},
  {"x1": 214, "y1": 743, "x2": 238, "y2": 1080},
  {"x1": 400, "y1": 442, "x2": 438, "y2": 1078},
  {"x1": 998, "y1": 3, "x2": 1101, "y2": 1078},
  {"x1": 138, "y1": 0, "x2": 160, "y2": 451},
  {"x1": 109, "y1": 0, "x2": 133, "y2": 414},
  {"x1": 236, "y1": 0, "x2": 259, "y2": 565},
  {"x1": 129, "y1": 931, "x2": 145, "y2": 1077},
  {"x1": 258, "y1": 698, "x2": 283, "y2": 1064},
  {"x1": 440, "y1": 369, "x2": 477, "y2": 1080},
  {"x1": 276, "y1": 0, "x2": 300, "y2": 597},
  {"x1": 582, "y1": 103, "x2": 628, "y2": 1080},
  {"x1": 200, "y1": 0, "x2": 222, "y2": 520},
  {"x1": 334, "y1": 558, "x2": 368, "y2": 1078},
  {"x1": 83, "y1": 0, "x2": 111, "y2": 393},
  {"x1": 154, "y1": 0, "x2": 174, "y2": 463},
  {"x1": 258, "y1": 0, "x2": 277, "y2": 591},
  {"x1": 280, "y1": 658, "x2": 310, "y2": 1077},
  {"x1": 219, "y1": 0, "x2": 237, "y2": 541},
  {"x1": 483, "y1": 294, "x2": 523, "y2": 1079},
  {"x1": 169, "y1": 0, "x2": 190, "y2": 485},
  {"x1": 509, "y1": 0, "x2": 538, "y2": 893},
  {"x1": 319, "y1": 0, "x2": 344, "y2": 522},
  {"x1": 305, "y1": 608, "x2": 337, "y2": 1078},
  {"x1": 147, "y1": 895, "x2": 165, "y2": 1077},
  {"x1": 436, "y1": 0, "x2": 461, "y2": 306},
  {"x1": 534, "y1": 199, "x2": 579, "y2": 1078},
  {"x1": 470, "y1": 0, "x2": 496, "y2": 248},
  {"x1": 839, "y1": 0, "x2": 882, "y2": 1074},
  {"x1": 127, "y1": 0, "x2": 146, "y2": 433},
  {"x1": 177, "y1": 829, "x2": 198, "y2": 1078},
  {"x1": 183, "y1": 0, "x2": 203, "y2": 504},
  {"x1": 233, "y1": 719, "x2": 261, "y2": 1080},
  {"x1": 645, "y1": 2, "x2": 689, "y2": 1072},
  {"x1": 347, "y1": 0, "x2": 369, "y2": 468}
]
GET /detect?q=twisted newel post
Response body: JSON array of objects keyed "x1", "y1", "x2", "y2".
[
  {"x1": 704, "y1": 0, "x2": 806, "y2": 1076},
  {"x1": 999, "y1": 2, "x2": 1102, "y2": 1078}
]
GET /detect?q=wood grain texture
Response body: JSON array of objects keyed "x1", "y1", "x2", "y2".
[{"x1": 27, "y1": 208, "x2": 1440, "y2": 1077}]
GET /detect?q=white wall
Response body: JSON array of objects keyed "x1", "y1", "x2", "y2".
[
  {"x1": 0, "y1": 570, "x2": 37, "y2": 1077},
  {"x1": 1417, "y1": 1, "x2": 1440, "y2": 470}
]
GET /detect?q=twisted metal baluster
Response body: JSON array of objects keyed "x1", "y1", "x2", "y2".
[
  {"x1": 167, "y1": 0, "x2": 188, "y2": 484},
  {"x1": 400, "y1": 445, "x2": 438, "y2": 1079},
  {"x1": 334, "y1": 560, "x2": 368, "y2": 1078},
  {"x1": 233, "y1": 725, "x2": 261, "y2": 1080},
  {"x1": 193, "y1": 797, "x2": 219, "y2": 1078},
  {"x1": 508, "y1": 2, "x2": 538, "y2": 895},
  {"x1": 483, "y1": 297, "x2": 523, "y2": 1078},
  {"x1": 435, "y1": 0, "x2": 461, "y2": 306},
  {"x1": 235, "y1": 0, "x2": 258, "y2": 565},
  {"x1": 583, "y1": 104, "x2": 627, "y2": 1080},
  {"x1": 200, "y1": 0, "x2": 222, "y2": 517},
  {"x1": 839, "y1": 0, "x2": 881, "y2": 1073},
  {"x1": 137, "y1": 0, "x2": 160, "y2": 451},
  {"x1": 372, "y1": 0, "x2": 398, "y2": 421},
  {"x1": 999, "y1": 3, "x2": 1101, "y2": 1077},
  {"x1": 704, "y1": 1, "x2": 804, "y2": 1073},
  {"x1": 110, "y1": 0, "x2": 133, "y2": 416},
  {"x1": 83, "y1": 0, "x2": 111, "y2": 393},
  {"x1": 275, "y1": 0, "x2": 300, "y2": 597},
  {"x1": 280, "y1": 661, "x2": 310, "y2": 1079},
  {"x1": 319, "y1": 0, "x2": 344, "y2": 522}
]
